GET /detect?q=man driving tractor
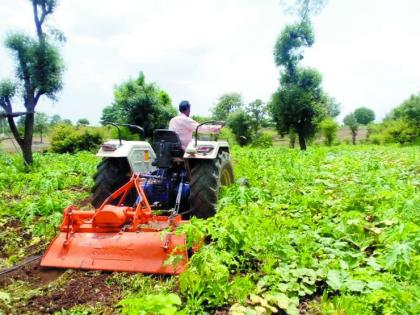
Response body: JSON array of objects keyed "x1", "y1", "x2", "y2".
[{"x1": 169, "y1": 100, "x2": 223, "y2": 150}]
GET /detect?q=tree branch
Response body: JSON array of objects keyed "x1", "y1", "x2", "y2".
[
  {"x1": 6, "y1": 116, "x2": 23, "y2": 146},
  {"x1": 32, "y1": 1, "x2": 43, "y2": 38}
]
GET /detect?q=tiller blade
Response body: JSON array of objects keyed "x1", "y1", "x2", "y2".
[{"x1": 40, "y1": 174, "x2": 188, "y2": 274}]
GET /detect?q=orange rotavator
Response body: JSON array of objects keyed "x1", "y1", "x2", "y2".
[
  {"x1": 40, "y1": 174, "x2": 188, "y2": 274},
  {"x1": 41, "y1": 123, "x2": 234, "y2": 275}
]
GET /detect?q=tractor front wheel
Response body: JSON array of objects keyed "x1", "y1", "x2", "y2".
[
  {"x1": 189, "y1": 151, "x2": 234, "y2": 218},
  {"x1": 91, "y1": 158, "x2": 131, "y2": 208}
]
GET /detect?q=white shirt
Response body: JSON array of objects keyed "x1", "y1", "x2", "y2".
[{"x1": 168, "y1": 114, "x2": 221, "y2": 149}]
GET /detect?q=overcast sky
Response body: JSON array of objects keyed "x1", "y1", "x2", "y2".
[{"x1": 0, "y1": 0, "x2": 419, "y2": 124}]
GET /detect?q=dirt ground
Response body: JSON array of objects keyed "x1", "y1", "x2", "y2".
[
  {"x1": 0, "y1": 261, "x2": 121, "y2": 315},
  {"x1": 0, "y1": 136, "x2": 49, "y2": 153}
]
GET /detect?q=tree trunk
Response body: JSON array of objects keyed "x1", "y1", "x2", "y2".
[
  {"x1": 351, "y1": 131, "x2": 357, "y2": 145},
  {"x1": 40, "y1": 128, "x2": 43, "y2": 143},
  {"x1": 23, "y1": 113, "x2": 34, "y2": 164},
  {"x1": 298, "y1": 133, "x2": 306, "y2": 151}
]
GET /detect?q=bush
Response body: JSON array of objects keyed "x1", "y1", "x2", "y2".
[
  {"x1": 227, "y1": 110, "x2": 253, "y2": 146},
  {"x1": 368, "y1": 120, "x2": 417, "y2": 144},
  {"x1": 382, "y1": 120, "x2": 417, "y2": 144},
  {"x1": 319, "y1": 118, "x2": 339, "y2": 146},
  {"x1": 251, "y1": 131, "x2": 273, "y2": 148},
  {"x1": 219, "y1": 127, "x2": 237, "y2": 145},
  {"x1": 50, "y1": 124, "x2": 104, "y2": 153}
]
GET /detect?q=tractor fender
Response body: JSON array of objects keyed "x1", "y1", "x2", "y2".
[
  {"x1": 96, "y1": 140, "x2": 156, "y2": 174},
  {"x1": 183, "y1": 140, "x2": 230, "y2": 160}
]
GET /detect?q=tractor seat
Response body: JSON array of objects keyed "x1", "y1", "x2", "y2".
[{"x1": 152, "y1": 130, "x2": 184, "y2": 168}]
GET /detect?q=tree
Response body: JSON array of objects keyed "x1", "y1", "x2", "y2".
[
  {"x1": 389, "y1": 93, "x2": 420, "y2": 129},
  {"x1": 77, "y1": 118, "x2": 90, "y2": 126},
  {"x1": 50, "y1": 114, "x2": 62, "y2": 126},
  {"x1": 343, "y1": 113, "x2": 359, "y2": 144},
  {"x1": 325, "y1": 96, "x2": 341, "y2": 118},
  {"x1": 0, "y1": 1, "x2": 64, "y2": 165},
  {"x1": 354, "y1": 107, "x2": 375, "y2": 125},
  {"x1": 226, "y1": 110, "x2": 253, "y2": 146},
  {"x1": 246, "y1": 99, "x2": 268, "y2": 134},
  {"x1": 101, "y1": 72, "x2": 176, "y2": 138},
  {"x1": 270, "y1": 0, "x2": 330, "y2": 150},
  {"x1": 34, "y1": 112, "x2": 49, "y2": 143},
  {"x1": 211, "y1": 93, "x2": 243, "y2": 121},
  {"x1": 319, "y1": 117, "x2": 339, "y2": 146},
  {"x1": 280, "y1": 0, "x2": 328, "y2": 21}
]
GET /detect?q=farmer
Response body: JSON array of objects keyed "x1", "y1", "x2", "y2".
[{"x1": 169, "y1": 100, "x2": 222, "y2": 150}]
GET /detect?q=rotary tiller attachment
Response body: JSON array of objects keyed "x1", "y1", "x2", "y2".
[{"x1": 40, "y1": 174, "x2": 188, "y2": 274}]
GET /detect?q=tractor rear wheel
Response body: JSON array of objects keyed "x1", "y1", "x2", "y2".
[
  {"x1": 91, "y1": 158, "x2": 131, "y2": 208},
  {"x1": 189, "y1": 151, "x2": 234, "y2": 218}
]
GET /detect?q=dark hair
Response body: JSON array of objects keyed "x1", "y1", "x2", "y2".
[{"x1": 179, "y1": 100, "x2": 190, "y2": 112}]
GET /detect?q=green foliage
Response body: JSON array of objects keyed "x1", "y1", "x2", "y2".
[
  {"x1": 117, "y1": 293, "x2": 181, "y2": 315},
  {"x1": 191, "y1": 115, "x2": 211, "y2": 123},
  {"x1": 182, "y1": 145, "x2": 419, "y2": 314},
  {"x1": 273, "y1": 21, "x2": 314, "y2": 71},
  {"x1": 49, "y1": 114, "x2": 62, "y2": 126},
  {"x1": 101, "y1": 72, "x2": 176, "y2": 138},
  {"x1": 270, "y1": 67, "x2": 327, "y2": 149},
  {"x1": 50, "y1": 124, "x2": 104, "y2": 153},
  {"x1": 368, "y1": 119, "x2": 418, "y2": 144},
  {"x1": 343, "y1": 113, "x2": 359, "y2": 144},
  {"x1": 211, "y1": 93, "x2": 244, "y2": 121},
  {"x1": 319, "y1": 118, "x2": 339, "y2": 146},
  {"x1": 389, "y1": 93, "x2": 420, "y2": 128},
  {"x1": 0, "y1": 152, "x2": 98, "y2": 267},
  {"x1": 325, "y1": 96, "x2": 341, "y2": 118},
  {"x1": 34, "y1": 112, "x2": 49, "y2": 142},
  {"x1": 226, "y1": 110, "x2": 253, "y2": 145},
  {"x1": 1, "y1": 145, "x2": 419, "y2": 314},
  {"x1": 251, "y1": 131, "x2": 273, "y2": 148},
  {"x1": 76, "y1": 118, "x2": 90, "y2": 126},
  {"x1": 246, "y1": 99, "x2": 269, "y2": 133},
  {"x1": 271, "y1": 20, "x2": 330, "y2": 150},
  {"x1": 0, "y1": 0, "x2": 64, "y2": 164},
  {"x1": 354, "y1": 107, "x2": 375, "y2": 125}
]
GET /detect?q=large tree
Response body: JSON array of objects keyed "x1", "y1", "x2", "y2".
[
  {"x1": 101, "y1": 72, "x2": 176, "y2": 138},
  {"x1": 270, "y1": 21, "x2": 328, "y2": 150},
  {"x1": 211, "y1": 93, "x2": 243, "y2": 121},
  {"x1": 0, "y1": 0, "x2": 64, "y2": 165},
  {"x1": 354, "y1": 107, "x2": 375, "y2": 125},
  {"x1": 270, "y1": 0, "x2": 330, "y2": 150}
]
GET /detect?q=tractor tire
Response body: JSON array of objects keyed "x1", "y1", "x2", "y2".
[
  {"x1": 91, "y1": 158, "x2": 132, "y2": 208},
  {"x1": 189, "y1": 151, "x2": 234, "y2": 218}
]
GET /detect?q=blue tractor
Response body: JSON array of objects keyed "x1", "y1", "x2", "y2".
[{"x1": 91, "y1": 122, "x2": 234, "y2": 218}]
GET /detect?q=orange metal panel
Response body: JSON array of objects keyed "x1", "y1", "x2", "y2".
[{"x1": 40, "y1": 232, "x2": 188, "y2": 275}]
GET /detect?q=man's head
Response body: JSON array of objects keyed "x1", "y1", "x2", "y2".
[{"x1": 179, "y1": 100, "x2": 191, "y2": 117}]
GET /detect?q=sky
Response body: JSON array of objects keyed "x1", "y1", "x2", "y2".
[{"x1": 0, "y1": 0, "x2": 419, "y2": 125}]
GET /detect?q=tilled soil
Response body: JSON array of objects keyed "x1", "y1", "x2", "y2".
[
  {"x1": 25, "y1": 272, "x2": 120, "y2": 314},
  {"x1": 0, "y1": 257, "x2": 121, "y2": 315}
]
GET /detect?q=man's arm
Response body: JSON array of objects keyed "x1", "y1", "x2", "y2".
[{"x1": 185, "y1": 116, "x2": 221, "y2": 134}]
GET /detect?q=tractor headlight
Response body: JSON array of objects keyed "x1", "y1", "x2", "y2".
[
  {"x1": 101, "y1": 143, "x2": 118, "y2": 151},
  {"x1": 196, "y1": 145, "x2": 214, "y2": 153}
]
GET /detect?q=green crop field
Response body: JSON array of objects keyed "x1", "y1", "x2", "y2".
[{"x1": 0, "y1": 145, "x2": 419, "y2": 314}]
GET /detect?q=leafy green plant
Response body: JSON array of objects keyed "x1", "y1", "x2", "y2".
[{"x1": 117, "y1": 293, "x2": 181, "y2": 315}]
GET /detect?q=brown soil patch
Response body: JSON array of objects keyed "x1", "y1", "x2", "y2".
[
  {"x1": 0, "y1": 256, "x2": 63, "y2": 288},
  {"x1": 25, "y1": 271, "x2": 120, "y2": 314}
]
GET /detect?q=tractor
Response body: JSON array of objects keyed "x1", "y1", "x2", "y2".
[{"x1": 40, "y1": 122, "x2": 234, "y2": 274}]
